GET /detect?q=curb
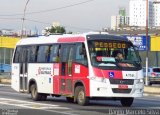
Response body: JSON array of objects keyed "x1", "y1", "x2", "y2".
[
  {"x1": 143, "y1": 93, "x2": 160, "y2": 97},
  {"x1": 0, "y1": 78, "x2": 11, "y2": 84},
  {"x1": 144, "y1": 86, "x2": 160, "y2": 95},
  {"x1": 0, "y1": 84, "x2": 11, "y2": 87}
]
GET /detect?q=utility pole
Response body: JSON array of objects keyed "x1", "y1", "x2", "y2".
[
  {"x1": 145, "y1": 0, "x2": 149, "y2": 86},
  {"x1": 21, "y1": 0, "x2": 30, "y2": 39}
]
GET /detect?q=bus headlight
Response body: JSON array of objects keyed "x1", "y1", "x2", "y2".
[
  {"x1": 136, "y1": 79, "x2": 144, "y2": 84},
  {"x1": 138, "y1": 79, "x2": 143, "y2": 83},
  {"x1": 140, "y1": 79, "x2": 143, "y2": 83},
  {"x1": 88, "y1": 76, "x2": 106, "y2": 83}
]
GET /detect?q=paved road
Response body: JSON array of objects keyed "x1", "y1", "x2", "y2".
[{"x1": 0, "y1": 85, "x2": 160, "y2": 115}]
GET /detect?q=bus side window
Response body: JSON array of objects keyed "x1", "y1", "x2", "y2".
[
  {"x1": 37, "y1": 45, "x2": 50, "y2": 63},
  {"x1": 50, "y1": 44, "x2": 60, "y2": 62},
  {"x1": 46, "y1": 45, "x2": 52, "y2": 62},
  {"x1": 75, "y1": 43, "x2": 88, "y2": 66},
  {"x1": 29, "y1": 46, "x2": 38, "y2": 63},
  {"x1": 61, "y1": 46, "x2": 69, "y2": 62},
  {"x1": 68, "y1": 46, "x2": 75, "y2": 75},
  {"x1": 13, "y1": 47, "x2": 21, "y2": 63}
]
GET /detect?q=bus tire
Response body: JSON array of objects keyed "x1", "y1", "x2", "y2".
[
  {"x1": 75, "y1": 86, "x2": 89, "y2": 106},
  {"x1": 30, "y1": 84, "x2": 41, "y2": 101},
  {"x1": 41, "y1": 94, "x2": 47, "y2": 101},
  {"x1": 120, "y1": 97, "x2": 134, "y2": 107},
  {"x1": 66, "y1": 97, "x2": 74, "y2": 103}
]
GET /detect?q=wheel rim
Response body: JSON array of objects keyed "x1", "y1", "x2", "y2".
[
  {"x1": 78, "y1": 90, "x2": 84, "y2": 103},
  {"x1": 32, "y1": 87, "x2": 37, "y2": 98}
]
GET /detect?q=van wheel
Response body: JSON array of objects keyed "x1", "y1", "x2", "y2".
[
  {"x1": 120, "y1": 97, "x2": 134, "y2": 107},
  {"x1": 148, "y1": 82, "x2": 152, "y2": 86},
  {"x1": 30, "y1": 84, "x2": 41, "y2": 101},
  {"x1": 66, "y1": 97, "x2": 74, "y2": 103},
  {"x1": 75, "y1": 86, "x2": 89, "y2": 106}
]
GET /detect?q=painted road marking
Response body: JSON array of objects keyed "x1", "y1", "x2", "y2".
[
  {"x1": 0, "y1": 90, "x2": 28, "y2": 95},
  {"x1": 0, "y1": 98, "x2": 68, "y2": 109},
  {"x1": 0, "y1": 98, "x2": 79, "y2": 115},
  {"x1": 0, "y1": 84, "x2": 11, "y2": 87}
]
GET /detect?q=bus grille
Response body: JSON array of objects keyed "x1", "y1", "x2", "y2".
[
  {"x1": 112, "y1": 88, "x2": 132, "y2": 93},
  {"x1": 109, "y1": 79, "x2": 134, "y2": 85}
]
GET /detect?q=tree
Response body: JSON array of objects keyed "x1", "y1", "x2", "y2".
[
  {"x1": 67, "y1": 31, "x2": 73, "y2": 34},
  {"x1": 46, "y1": 26, "x2": 66, "y2": 34}
]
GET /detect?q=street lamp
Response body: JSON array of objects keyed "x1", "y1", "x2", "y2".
[
  {"x1": 21, "y1": 0, "x2": 30, "y2": 38},
  {"x1": 145, "y1": 0, "x2": 149, "y2": 86}
]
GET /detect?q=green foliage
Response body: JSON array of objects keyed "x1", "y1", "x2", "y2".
[
  {"x1": 67, "y1": 31, "x2": 73, "y2": 34},
  {"x1": 46, "y1": 26, "x2": 66, "y2": 34}
]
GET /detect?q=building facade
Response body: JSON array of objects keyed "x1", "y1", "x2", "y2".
[
  {"x1": 111, "y1": 8, "x2": 129, "y2": 30},
  {"x1": 129, "y1": 0, "x2": 160, "y2": 27},
  {"x1": 0, "y1": 37, "x2": 20, "y2": 72},
  {"x1": 111, "y1": 16, "x2": 129, "y2": 30},
  {"x1": 129, "y1": 0, "x2": 154, "y2": 27},
  {"x1": 153, "y1": 0, "x2": 160, "y2": 27},
  {"x1": 119, "y1": 7, "x2": 126, "y2": 16}
]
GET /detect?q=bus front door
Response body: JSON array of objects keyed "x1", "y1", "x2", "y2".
[
  {"x1": 60, "y1": 44, "x2": 74, "y2": 95},
  {"x1": 19, "y1": 47, "x2": 28, "y2": 92}
]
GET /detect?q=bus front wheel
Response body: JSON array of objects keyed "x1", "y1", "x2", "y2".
[
  {"x1": 120, "y1": 97, "x2": 134, "y2": 107},
  {"x1": 30, "y1": 84, "x2": 41, "y2": 101},
  {"x1": 75, "y1": 86, "x2": 89, "y2": 106}
]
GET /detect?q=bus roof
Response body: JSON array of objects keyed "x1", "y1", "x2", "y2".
[
  {"x1": 16, "y1": 33, "x2": 129, "y2": 46},
  {"x1": 86, "y1": 34, "x2": 128, "y2": 42}
]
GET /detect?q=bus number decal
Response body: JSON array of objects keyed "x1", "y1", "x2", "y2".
[
  {"x1": 37, "y1": 67, "x2": 51, "y2": 75},
  {"x1": 53, "y1": 64, "x2": 59, "y2": 76},
  {"x1": 75, "y1": 65, "x2": 80, "y2": 73}
]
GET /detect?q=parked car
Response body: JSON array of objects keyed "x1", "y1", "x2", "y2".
[{"x1": 143, "y1": 67, "x2": 160, "y2": 85}]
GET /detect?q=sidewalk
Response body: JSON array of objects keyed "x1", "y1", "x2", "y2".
[
  {"x1": 144, "y1": 86, "x2": 160, "y2": 95},
  {"x1": 0, "y1": 78, "x2": 11, "y2": 84},
  {"x1": 0, "y1": 73, "x2": 11, "y2": 84}
]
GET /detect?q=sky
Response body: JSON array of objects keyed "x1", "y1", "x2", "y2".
[{"x1": 0, "y1": 0, "x2": 129, "y2": 33}]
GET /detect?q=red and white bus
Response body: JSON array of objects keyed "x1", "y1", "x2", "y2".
[{"x1": 11, "y1": 32, "x2": 144, "y2": 106}]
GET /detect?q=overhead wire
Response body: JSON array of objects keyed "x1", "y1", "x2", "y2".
[
  {"x1": 0, "y1": 0, "x2": 98, "y2": 31},
  {"x1": 23, "y1": 0, "x2": 95, "y2": 15},
  {"x1": 0, "y1": 0, "x2": 95, "y2": 17},
  {"x1": 0, "y1": 17, "x2": 21, "y2": 20}
]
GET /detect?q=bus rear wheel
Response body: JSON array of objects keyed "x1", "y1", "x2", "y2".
[
  {"x1": 120, "y1": 97, "x2": 134, "y2": 107},
  {"x1": 75, "y1": 86, "x2": 89, "y2": 106},
  {"x1": 30, "y1": 84, "x2": 41, "y2": 101}
]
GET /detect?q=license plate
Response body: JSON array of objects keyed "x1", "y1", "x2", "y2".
[{"x1": 118, "y1": 85, "x2": 128, "y2": 89}]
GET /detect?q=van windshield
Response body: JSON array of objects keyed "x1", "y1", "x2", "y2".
[
  {"x1": 153, "y1": 68, "x2": 160, "y2": 72},
  {"x1": 87, "y1": 40, "x2": 141, "y2": 68}
]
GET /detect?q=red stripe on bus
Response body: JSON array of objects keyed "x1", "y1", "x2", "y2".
[
  {"x1": 93, "y1": 67, "x2": 123, "y2": 79},
  {"x1": 57, "y1": 37, "x2": 85, "y2": 43}
]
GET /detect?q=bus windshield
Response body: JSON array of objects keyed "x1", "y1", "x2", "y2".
[{"x1": 87, "y1": 40, "x2": 141, "y2": 68}]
